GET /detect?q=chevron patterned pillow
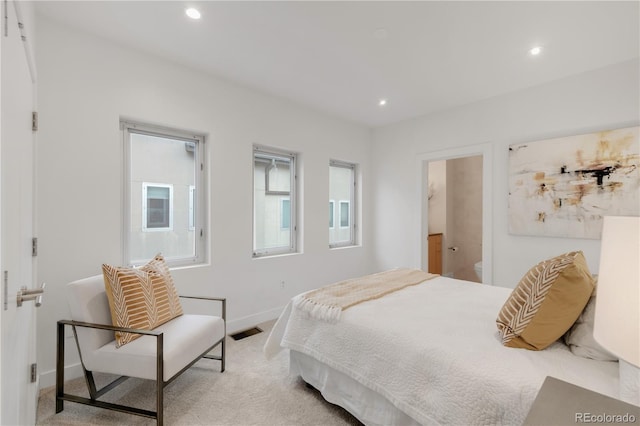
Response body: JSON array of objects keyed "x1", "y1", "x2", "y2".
[
  {"x1": 139, "y1": 254, "x2": 184, "y2": 320},
  {"x1": 496, "y1": 251, "x2": 594, "y2": 350},
  {"x1": 102, "y1": 254, "x2": 184, "y2": 347}
]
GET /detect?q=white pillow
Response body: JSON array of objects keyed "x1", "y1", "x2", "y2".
[{"x1": 564, "y1": 293, "x2": 617, "y2": 361}]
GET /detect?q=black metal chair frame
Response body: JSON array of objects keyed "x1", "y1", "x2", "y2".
[{"x1": 56, "y1": 296, "x2": 226, "y2": 426}]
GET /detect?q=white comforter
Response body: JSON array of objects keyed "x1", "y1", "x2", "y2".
[{"x1": 265, "y1": 276, "x2": 619, "y2": 425}]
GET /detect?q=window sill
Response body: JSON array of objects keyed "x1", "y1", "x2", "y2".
[
  {"x1": 252, "y1": 251, "x2": 302, "y2": 260},
  {"x1": 329, "y1": 244, "x2": 361, "y2": 251}
]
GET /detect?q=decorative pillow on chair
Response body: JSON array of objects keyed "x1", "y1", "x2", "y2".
[
  {"x1": 139, "y1": 254, "x2": 184, "y2": 320},
  {"x1": 102, "y1": 254, "x2": 183, "y2": 347},
  {"x1": 496, "y1": 251, "x2": 594, "y2": 350}
]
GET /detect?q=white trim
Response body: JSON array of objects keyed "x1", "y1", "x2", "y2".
[
  {"x1": 38, "y1": 362, "x2": 84, "y2": 391},
  {"x1": 121, "y1": 120, "x2": 207, "y2": 267},
  {"x1": 416, "y1": 143, "x2": 493, "y2": 285},
  {"x1": 226, "y1": 306, "x2": 285, "y2": 335},
  {"x1": 188, "y1": 185, "x2": 195, "y2": 231},
  {"x1": 329, "y1": 199, "x2": 335, "y2": 228},
  {"x1": 329, "y1": 160, "x2": 357, "y2": 248}
]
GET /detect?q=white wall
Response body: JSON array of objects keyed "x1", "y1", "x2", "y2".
[
  {"x1": 35, "y1": 18, "x2": 372, "y2": 388},
  {"x1": 371, "y1": 59, "x2": 640, "y2": 287}
]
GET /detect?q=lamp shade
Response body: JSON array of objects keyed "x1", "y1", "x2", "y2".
[{"x1": 593, "y1": 216, "x2": 640, "y2": 367}]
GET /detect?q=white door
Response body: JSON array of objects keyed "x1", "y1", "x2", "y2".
[{"x1": 1, "y1": 1, "x2": 38, "y2": 424}]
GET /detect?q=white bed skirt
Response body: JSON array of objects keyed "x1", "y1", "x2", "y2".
[{"x1": 291, "y1": 350, "x2": 422, "y2": 426}]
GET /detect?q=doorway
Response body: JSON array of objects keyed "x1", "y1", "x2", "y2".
[
  {"x1": 418, "y1": 144, "x2": 493, "y2": 284},
  {"x1": 428, "y1": 156, "x2": 483, "y2": 282}
]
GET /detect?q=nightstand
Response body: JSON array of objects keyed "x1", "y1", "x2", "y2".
[{"x1": 523, "y1": 376, "x2": 640, "y2": 425}]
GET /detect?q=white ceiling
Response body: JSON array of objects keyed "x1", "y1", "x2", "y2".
[{"x1": 34, "y1": 1, "x2": 639, "y2": 128}]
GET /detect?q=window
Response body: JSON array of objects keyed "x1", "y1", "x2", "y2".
[
  {"x1": 122, "y1": 121, "x2": 206, "y2": 267},
  {"x1": 253, "y1": 146, "x2": 297, "y2": 257},
  {"x1": 143, "y1": 183, "x2": 173, "y2": 230},
  {"x1": 329, "y1": 160, "x2": 356, "y2": 247}
]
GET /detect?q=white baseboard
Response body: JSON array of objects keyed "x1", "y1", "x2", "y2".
[
  {"x1": 226, "y1": 306, "x2": 284, "y2": 334},
  {"x1": 39, "y1": 362, "x2": 83, "y2": 392},
  {"x1": 38, "y1": 305, "x2": 286, "y2": 392}
]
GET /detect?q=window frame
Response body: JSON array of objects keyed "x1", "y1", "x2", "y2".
[
  {"x1": 122, "y1": 120, "x2": 207, "y2": 267},
  {"x1": 253, "y1": 145, "x2": 298, "y2": 258},
  {"x1": 188, "y1": 184, "x2": 195, "y2": 231},
  {"x1": 329, "y1": 159, "x2": 357, "y2": 248},
  {"x1": 329, "y1": 199, "x2": 335, "y2": 228}
]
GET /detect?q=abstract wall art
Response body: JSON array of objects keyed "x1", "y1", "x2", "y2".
[{"x1": 508, "y1": 126, "x2": 639, "y2": 239}]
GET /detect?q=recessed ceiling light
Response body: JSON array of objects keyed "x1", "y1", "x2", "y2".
[
  {"x1": 186, "y1": 8, "x2": 201, "y2": 20},
  {"x1": 529, "y1": 46, "x2": 542, "y2": 56},
  {"x1": 378, "y1": 99, "x2": 388, "y2": 107},
  {"x1": 373, "y1": 28, "x2": 389, "y2": 40}
]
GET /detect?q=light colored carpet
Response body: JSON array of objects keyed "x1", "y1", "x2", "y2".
[{"x1": 36, "y1": 320, "x2": 362, "y2": 426}]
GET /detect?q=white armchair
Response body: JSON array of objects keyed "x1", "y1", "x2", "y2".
[{"x1": 55, "y1": 274, "x2": 226, "y2": 425}]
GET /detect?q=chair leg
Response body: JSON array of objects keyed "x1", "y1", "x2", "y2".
[
  {"x1": 56, "y1": 322, "x2": 65, "y2": 413},
  {"x1": 157, "y1": 333, "x2": 164, "y2": 426},
  {"x1": 56, "y1": 320, "x2": 165, "y2": 424},
  {"x1": 220, "y1": 338, "x2": 225, "y2": 373}
]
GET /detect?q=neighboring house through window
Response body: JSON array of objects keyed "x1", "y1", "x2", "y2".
[
  {"x1": 339, "y1": 200, "x2": 350, "y2": 228},
  {"x1": 143, "y1": 183, "x2": 173, "y2": 230},
  {"x1": 281, "y1": 198, "x2": 291, "y2": 229},
  {"x1": 122, "y1": 121, "x2": 206, "y2": 266}
]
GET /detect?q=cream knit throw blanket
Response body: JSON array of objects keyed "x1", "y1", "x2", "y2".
[{"x1": 293, "y1": 268, "x2": 438, "y2": 323}]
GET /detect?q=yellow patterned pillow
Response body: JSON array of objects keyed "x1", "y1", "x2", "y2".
[
  {"x1": 102, "y1": 254, "x2": 183, "y2": 347},
  {"x1": 139, "y1": 254, "x2": 184, "y2": 320},
  {"x1": 496, "y1": 251, "x2": 594, "y2": 350}
]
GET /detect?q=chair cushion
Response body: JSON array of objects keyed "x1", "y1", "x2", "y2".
[
  {"x1": 82, "y1": 314, "x2": 225, "y2": 381},
  {"x1": 496, "y1": 251, "x2": 594, "y2": 350},
  {"x1": 102, "y1": 254, "x2": 183, "y2": 347}
]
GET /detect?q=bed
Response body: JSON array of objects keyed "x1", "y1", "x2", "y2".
[{"x1": 264, "y1": 270, "x2": 620, "y2": 425}]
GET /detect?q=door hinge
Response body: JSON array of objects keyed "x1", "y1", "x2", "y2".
[
  {"x1": 32, "y1": 237, "x2": 38, "y2": 256},
  {"x1": 30, "y1": 363, "x2": 37, "y2": 383},
  {"x1": 32, "y1": 111, "x2": 38, "y2": 132},
  {"x1": 3, "y1": 271, "x2": 7, "y2": 311},
  {"x1": 3, "y1": 0, "x2": 8, "y2": 38}
]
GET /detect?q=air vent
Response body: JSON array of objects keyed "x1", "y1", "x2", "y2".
[{"x1": 230, "y1": 327, "x2": 263, "y2": 341}]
